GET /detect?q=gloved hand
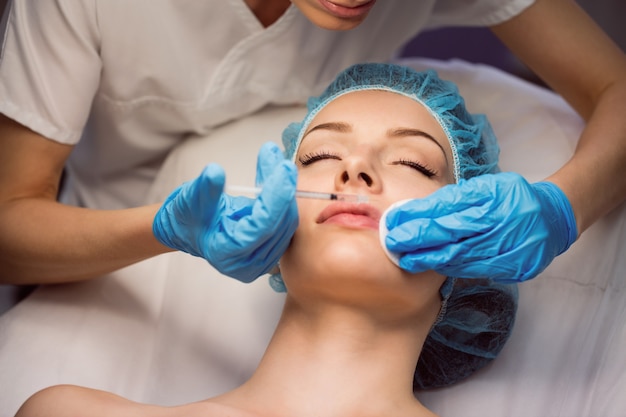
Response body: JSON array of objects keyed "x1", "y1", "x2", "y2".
[
  {"x1": 384, "y1": 172, "x2": 578, "y2": 282},
  {"x1": 153, "y1": 142, "x2": 298, "y2": 282}
]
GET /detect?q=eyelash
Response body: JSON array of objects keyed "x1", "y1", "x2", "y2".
[
  {"x1": 394, "y1": 158, "x2": 437, "y2": 178},
  {"x1": 299, "y1": 151, "x2": 437, "y2": 178},
  {"x1": 298, "y1": 151, "x2": 340, "y2": 166}
]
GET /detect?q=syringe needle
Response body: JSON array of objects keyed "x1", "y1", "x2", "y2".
[
  {"x1": 225, "y1": 185, "x2": 369, "y2": 203},
  {"x1": 295, "y1": 190, "x2": 369, "y2": 203}
]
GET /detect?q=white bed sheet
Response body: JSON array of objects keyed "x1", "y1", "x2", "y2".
[{"x1": 0, "y1": 58, "x2": 624, "y2": 417}]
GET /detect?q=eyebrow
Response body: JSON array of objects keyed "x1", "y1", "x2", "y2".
[
  {"x1": 303, "y1": 122, "x2": 352, "y2": 139},
  {"x1": 303, "y1": 122, "x2": 448, "y2": 161}
]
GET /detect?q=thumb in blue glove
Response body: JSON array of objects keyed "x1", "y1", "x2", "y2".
[
  {"x1": 153, "y1": 142, "x2": 299, "y2": 283},
  {"x1": 384, "y1": 172, "x2": 578, "y2": 282}
]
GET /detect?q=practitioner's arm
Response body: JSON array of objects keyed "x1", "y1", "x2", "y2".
[
  {"x1": 0, "y1": 114, "x2": 171, "y2": 285},
  {"x1": 0, "y1": 114, "x2": 299, "y2": 285},
  {"x1": 492, "y1": 0, "x2": 626, "y2": 233}
]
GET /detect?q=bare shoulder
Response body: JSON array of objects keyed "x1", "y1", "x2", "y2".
[
  {"x1": 15, "y1": 385, "x2": 150, "y2": 417},
  {"x1": 14, "y1": 385, "x2": 263, "y2": 417}
]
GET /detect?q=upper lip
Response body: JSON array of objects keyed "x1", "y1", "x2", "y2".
[{"x1": 316, "y1": 202, "x2": 382, "y2": 224}]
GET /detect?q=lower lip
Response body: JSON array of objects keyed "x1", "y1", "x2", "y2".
[
  {"x1": 317, "y1": 0, "x2": 376, "y2": 19},
  {"x1": 323, "y1": 213, "x2": 379, "y2": 229}
]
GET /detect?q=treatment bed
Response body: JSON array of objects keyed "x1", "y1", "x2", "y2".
[{"x1": 0, "y1": 58, "x2": 624, "y2": 417}]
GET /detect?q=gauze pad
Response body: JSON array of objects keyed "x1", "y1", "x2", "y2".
[{"x1": 379, "y1": 199, "x2": 412, "y2": 267}]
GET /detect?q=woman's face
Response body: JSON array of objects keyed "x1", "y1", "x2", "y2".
[
  {"x1": 290, "y1": 0, "x2": 377, "y2": 30},
  {"x1": 280, "y1": 90, "x2": 454, "y2": 317}
]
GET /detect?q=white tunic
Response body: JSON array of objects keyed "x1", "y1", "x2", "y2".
[{"x1": 0, "y1": 0, "x2": 533, "y2": 209}]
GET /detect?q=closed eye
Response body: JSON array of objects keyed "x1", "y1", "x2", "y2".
[
  {"x1": 298, "y1": 151, "x2": 341, "y2": 166},
  {"x1": 394, "y1": 158, "x2": 437, "y2": 178}
]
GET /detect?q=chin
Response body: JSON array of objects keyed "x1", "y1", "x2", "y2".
[
  {"x1": 294, "y1": 238, "x2": 409, "y2": 290},
  {"x1": 281, "y1": 229, "x2": 432, "y2": 306},
  {"x1": 298, "y1": 5, "x2": 368, "y2": 30},
  {"x1": 313, "y1": 17, "x2": 365, "y2": 31},
  {"x1": 322, "y1": 245, "x2": 391, "y2": 277}
]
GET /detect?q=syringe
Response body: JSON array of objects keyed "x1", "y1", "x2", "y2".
[{"x1": 226, "y1": 185, "x2": 370, "y2": 203}]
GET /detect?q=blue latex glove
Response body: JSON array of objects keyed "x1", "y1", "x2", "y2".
[
  {"x1": 384, "y1": 172, "x2": 578, "y2": 282},
  {"x1": 153, "y1": 142, "x2": 298, "y2": 282}
]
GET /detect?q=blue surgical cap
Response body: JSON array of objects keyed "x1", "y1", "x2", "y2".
[
  {"x1": 415, "y1": 278, "x2": 518, "y2": 389},
  {"x1": 275, "y1": 63, "x2": 517, "y2": 389},
  {"x1": 282, "y1": 62, "x2": 500, "y2": 182}
]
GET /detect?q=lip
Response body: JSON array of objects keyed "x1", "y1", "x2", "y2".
[
  {"x1": 317, "y1": 202, "x2": 382, "y2": 229},
  {"x1": 317, "y1": 0, "x2": 376, "y2": 19}
]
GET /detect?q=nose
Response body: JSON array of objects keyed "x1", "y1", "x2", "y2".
[
  {"x1": 340, "y1": 170, "x2": 372, "y2": 186},
  {"x1": 335, "y1": 154, "x2": 382, "y2": 192}
]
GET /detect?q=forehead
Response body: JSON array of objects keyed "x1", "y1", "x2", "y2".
[{"x1": 301, "y1": 90, "x2": 453, "y2": 159}]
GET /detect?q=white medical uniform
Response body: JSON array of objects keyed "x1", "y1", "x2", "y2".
[{"x1": 0, "y1": 1, "x2": 542, "y2": 416}]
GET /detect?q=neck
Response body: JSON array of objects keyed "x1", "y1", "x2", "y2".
[
  {"x1": 219, "y1": 298, "x2": 438, "y2": 417},
  {"x1": 245, "y1": 0, "x2": 292, "y2": 27}
]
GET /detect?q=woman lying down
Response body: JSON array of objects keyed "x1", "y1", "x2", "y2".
[{"x1": 15, "y1": 63, "x2": 518, "y2": 417}]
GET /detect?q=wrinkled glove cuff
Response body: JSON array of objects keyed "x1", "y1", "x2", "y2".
[
  {"x1": 532, "y1": 181, "x2": 578, "y2": 256},
  {"x1": 152, "y1": 187, "x2": 201, "y2": 257}
]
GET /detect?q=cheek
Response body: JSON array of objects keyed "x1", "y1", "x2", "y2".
[
  {"x1": 296, "y1": 165, "x2": 337, "y2": 190},
  {"x1": 383, "y1": 173, "x2": 446, "y2": 202},
  {"x1": 285, "y1": 201, "x2": 320, "y2": 262},
  {"x1": 296, "y1": 175, "x2": 315, "y2": 190},
  {"x1": 278, "y1": 220, "x2": 319, "y2": 290}
]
